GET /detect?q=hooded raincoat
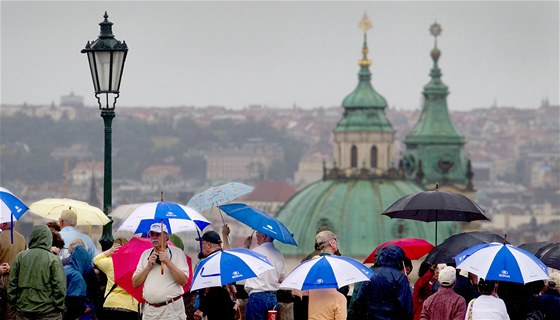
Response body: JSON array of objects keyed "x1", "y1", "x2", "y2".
[
  {"x1": 349, "y1": 245, "x2": 413, "y2": 320},
  {"x1": 7, "y1": 225, "x2": 66, "y2": 315}
]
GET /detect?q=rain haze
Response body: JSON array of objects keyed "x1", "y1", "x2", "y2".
[{"x1": 1, "y1": 1, "x2": 558, "y2": 110}]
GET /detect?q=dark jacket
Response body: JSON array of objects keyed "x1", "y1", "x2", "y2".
[
  {"x1": 349, "y1": 245, "x2": 413, "y2": 320},
  {"x1": 7, "y1": 225, "x2": 66, "y2": 315},
  {"x1": 536, "y1": 289, "x2": 560, "y2": 319}
]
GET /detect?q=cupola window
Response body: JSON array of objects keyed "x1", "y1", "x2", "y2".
[{"x1": 351, "y1": 145, "x2": 358, "y2": 168}]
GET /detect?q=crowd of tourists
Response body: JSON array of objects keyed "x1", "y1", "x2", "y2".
[{"x1": 1, "y1": 215, "x2": 559, "y2": 320}]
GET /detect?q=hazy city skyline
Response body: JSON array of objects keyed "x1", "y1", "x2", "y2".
[{"x1": 1, "y1": 1, "x2": 558, "y2": 111}]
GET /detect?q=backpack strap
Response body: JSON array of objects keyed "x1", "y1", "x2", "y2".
[
  {"x1": 468, "y1": 298, "x2": 477, "y2": 320},
  {"x1": 104, "y1": 283, "x2": 118, "y2": 300}
]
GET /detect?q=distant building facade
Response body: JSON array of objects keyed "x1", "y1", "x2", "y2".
[
  {"x1": 205, "y1": 139, "x2": 283, "y2": 181},
  {"x1": 60, "y1": 92, "x2": 84, "y2": 108}
]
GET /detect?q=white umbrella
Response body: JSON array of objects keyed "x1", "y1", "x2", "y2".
[
  {"x1": 280, "y1": 255, "x2": 374, "y2": 290},
  {"x1": 190, "y1": 248, "x2": 273, "y2": 291},
  {"x1": 455, "y1": 242, "x2": 549, "y2": 284}
]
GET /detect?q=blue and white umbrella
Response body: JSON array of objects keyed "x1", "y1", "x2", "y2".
[
  {"x1": 455, "y1": 242, "x2": 549, "y2": 284},
  {"x1": 219, "y1": 203, "x2": 297, "y2": 246},
  {"x1": 0, "y1": 187, "x2": 29, "y2": 224},
  {"x1": 190, "y1": 248, "x2": 273, "y2": 291},
  {"x1": 279, "y1": 255, "x2": 374, "y2": 290},
  {"x1": 117, "y1": 201, "x2": 211, "y2": 234},
  {"x1": 0, "y1": 187, "x2": 29, "y2": 244}
]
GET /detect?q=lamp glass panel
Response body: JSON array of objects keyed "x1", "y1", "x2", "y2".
[
  {"x1": 93, "y1": 51, "x2": 112, "y2": 92},
  {"x1": 110, "y1": 51, "x2": 126, "y2": 91},
  {"x1": 87, "y1": 52, "x2": 99, "y2": 92}
]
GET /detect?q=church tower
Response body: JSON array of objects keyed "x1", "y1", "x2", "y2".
[
  {"x1": 333, "y1": 14, "x2": 396, "y2": 172},
  {"x1": 402, "y1": 23, "x2": 474, "y2": 192}
]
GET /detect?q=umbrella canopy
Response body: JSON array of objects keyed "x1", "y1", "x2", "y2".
[
  {"x1": 455, "y1": 243, "x2": 548, "y2": 284},
  {"x1": 29, "y1": 198, "x2": 109, "y2": 225},
  {"x1": 190, "y1": 248, "x2": 273, "y2": 291},
  {"x1": 536, "y1": 243, "x2": 560, "y2": 270},
  {"x1": 424, "y1": 231, "x2": 508, "y2": 265},
  {"x1": 187, "y1": 182, "x2": 254, "y2": 213},
  {"x1": 218, "y1": 203, "x2": 297, "y2": 246},
  {"x1": 0, "y1": 187, "x2": 29, "y2": 223},
  {"x1": 518, "y1": 242, "x2": 554, "y2": 256},
  {"x1": 116, "y1": 201, "x2": 211, "y2": 234},
  {"x1": 112, "y1": 237, "x2": 193, "y2": 302},
  {"x1": 363, "y1": 238, "x2": 433, "y2": 264},
  {"x1": 280, "y1": 255, "x2": 374, "y2": 290},
  {"x1": 382, "y1": 190, "x2": 489, "y2": 244}
]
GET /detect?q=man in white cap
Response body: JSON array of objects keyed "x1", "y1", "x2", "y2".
[
  {"x1": 132, "y1": 223, "x2": 189, "y2": 320},
  {"x1": 420, "y1": 266, "x2": 466, "y2": 320}
]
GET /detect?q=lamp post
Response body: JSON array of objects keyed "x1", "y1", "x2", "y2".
[{"x1": 82, "y1": 12, "x2": 128, "y2": 251}]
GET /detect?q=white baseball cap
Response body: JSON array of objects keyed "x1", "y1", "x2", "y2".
[
  {"x1": 438, "y1": 266, "x2": 457, "y2": 287},
  {"x1": 149, "y1": 223, "x2": 169, "y2": 234}
]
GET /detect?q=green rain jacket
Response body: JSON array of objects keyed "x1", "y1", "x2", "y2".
[{"x1": 7, "y1": 225, "x2": 66, "y2": 315}]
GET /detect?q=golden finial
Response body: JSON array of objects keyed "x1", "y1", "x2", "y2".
[{"x1": 358, "y1": 13, "x2": 372, "y2": 32}]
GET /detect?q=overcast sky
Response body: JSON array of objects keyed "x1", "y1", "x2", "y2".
[{"x1": 1, "y1": 1, "x2": 558, "y2": 111}]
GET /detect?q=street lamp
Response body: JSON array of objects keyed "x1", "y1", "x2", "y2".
[{"x1": 82, "y1": 11, "x2": 128, "y2": 250}]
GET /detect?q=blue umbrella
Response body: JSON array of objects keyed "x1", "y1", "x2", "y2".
[
  {"x1": 190, "y1": 248, "x2": 273, "y2": 291},
  {"x1": 0, "y1": 187, "x2": 29, "y2": 243},
  {"x1": 280, "y1": 255, "x2": 374, "y2": 290},
  {"x1": 218, "y1": 203, "x2": 297, "y2": 246},
  {"x1": 455, "y1": 242, "x2": 548, "y2": 284}
]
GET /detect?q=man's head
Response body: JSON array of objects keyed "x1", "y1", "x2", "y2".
[
  {"x1": 547, "y1": 272, "x2": 560, "y2": 293},
  {"x1": 59, "y1": 209, "x2": 77, "y2": 227},
  {"x1": 255, "y1": 231, "x2": 273, "y2": 245},
  {"x1": 438, "y1": 266, "x2": 457, "y2": 287},
  {"x1": 478, "y1": 278, "x2": 497, "y2": 295},
  {"x1": 0, "y1": 222, "x2": 11, "y2": 231},
  {"x1": 148, "y1": 223, "x2": 169, "y2": 249},
  {"x1": 196, "y1": 230, "x2": 222, "y2": 257},
  {"x1": 316, "y1": 230, "x2": 338, "y2": 253}
]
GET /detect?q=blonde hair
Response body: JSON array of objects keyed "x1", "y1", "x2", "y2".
[
  {"x1": 68, "y1": 238, "x2": 85, "y2": 254},
  {"x1": 60, "y1": 209, "x2": 77, "y2": 226},
  {"x1": 316, "y1": 230, "x2": 336, "y2": 249}
]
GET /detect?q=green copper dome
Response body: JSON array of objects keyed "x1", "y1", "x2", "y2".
[{"x1": 276, "y1": 179, "x2": 460, "y2": 257}]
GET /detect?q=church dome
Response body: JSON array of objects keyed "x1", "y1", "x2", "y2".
[{"x1": 276, "y1": 178, "x2": 460, "y2": 257}]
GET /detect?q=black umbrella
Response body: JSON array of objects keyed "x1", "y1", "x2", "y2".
[
  {"x1": 518, "y1": 242, "x2": 554, "y2": 256},
  {"x1": 382, "y1": 189, "x2": 489, "y2": 244},
  {"x1": 424, "y1": 231, "x2": 508, "y2": 265},
  {"x1": 536, "y1": 243, "x2": 560, "y2": 270}
]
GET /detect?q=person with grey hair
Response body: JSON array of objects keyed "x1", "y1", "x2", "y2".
[
  {"x1": 306, "y1": 230, "x2": 347, "y2": 320},
  {"x1": 133, "y1": 223, "x2": 189, "y2": 320},
  {"x1": 58, "y1": 209, "x2": 98, "y2": 260},
  {"x1": 243, "y1": 231, "x2": 286, "y2": 320},
  {"x1": 420, "y1": 266, "x2": 466, "y2": 320}
]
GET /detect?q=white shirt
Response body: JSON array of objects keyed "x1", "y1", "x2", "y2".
[
  {"x1": 466, "y1": 294, "x2": 510, "y2": 320},
  {"x1": 245, "y1": 241, "x2": 286, "y2": 295},
  {"x1": 134, "y1": 245, "x2": 190, "y2": 304}
]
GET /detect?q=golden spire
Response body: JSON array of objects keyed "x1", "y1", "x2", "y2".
[
  {"x1": 358, "y1": 13, "x2": 372, "y2": 68},
  {"x1": 358, "y1": 13, "x2": 373, "y2": 32}
]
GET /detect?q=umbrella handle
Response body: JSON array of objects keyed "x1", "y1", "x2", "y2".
[{"x1": 160, "y1": 220, "x2": 165, "y2": 275}]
